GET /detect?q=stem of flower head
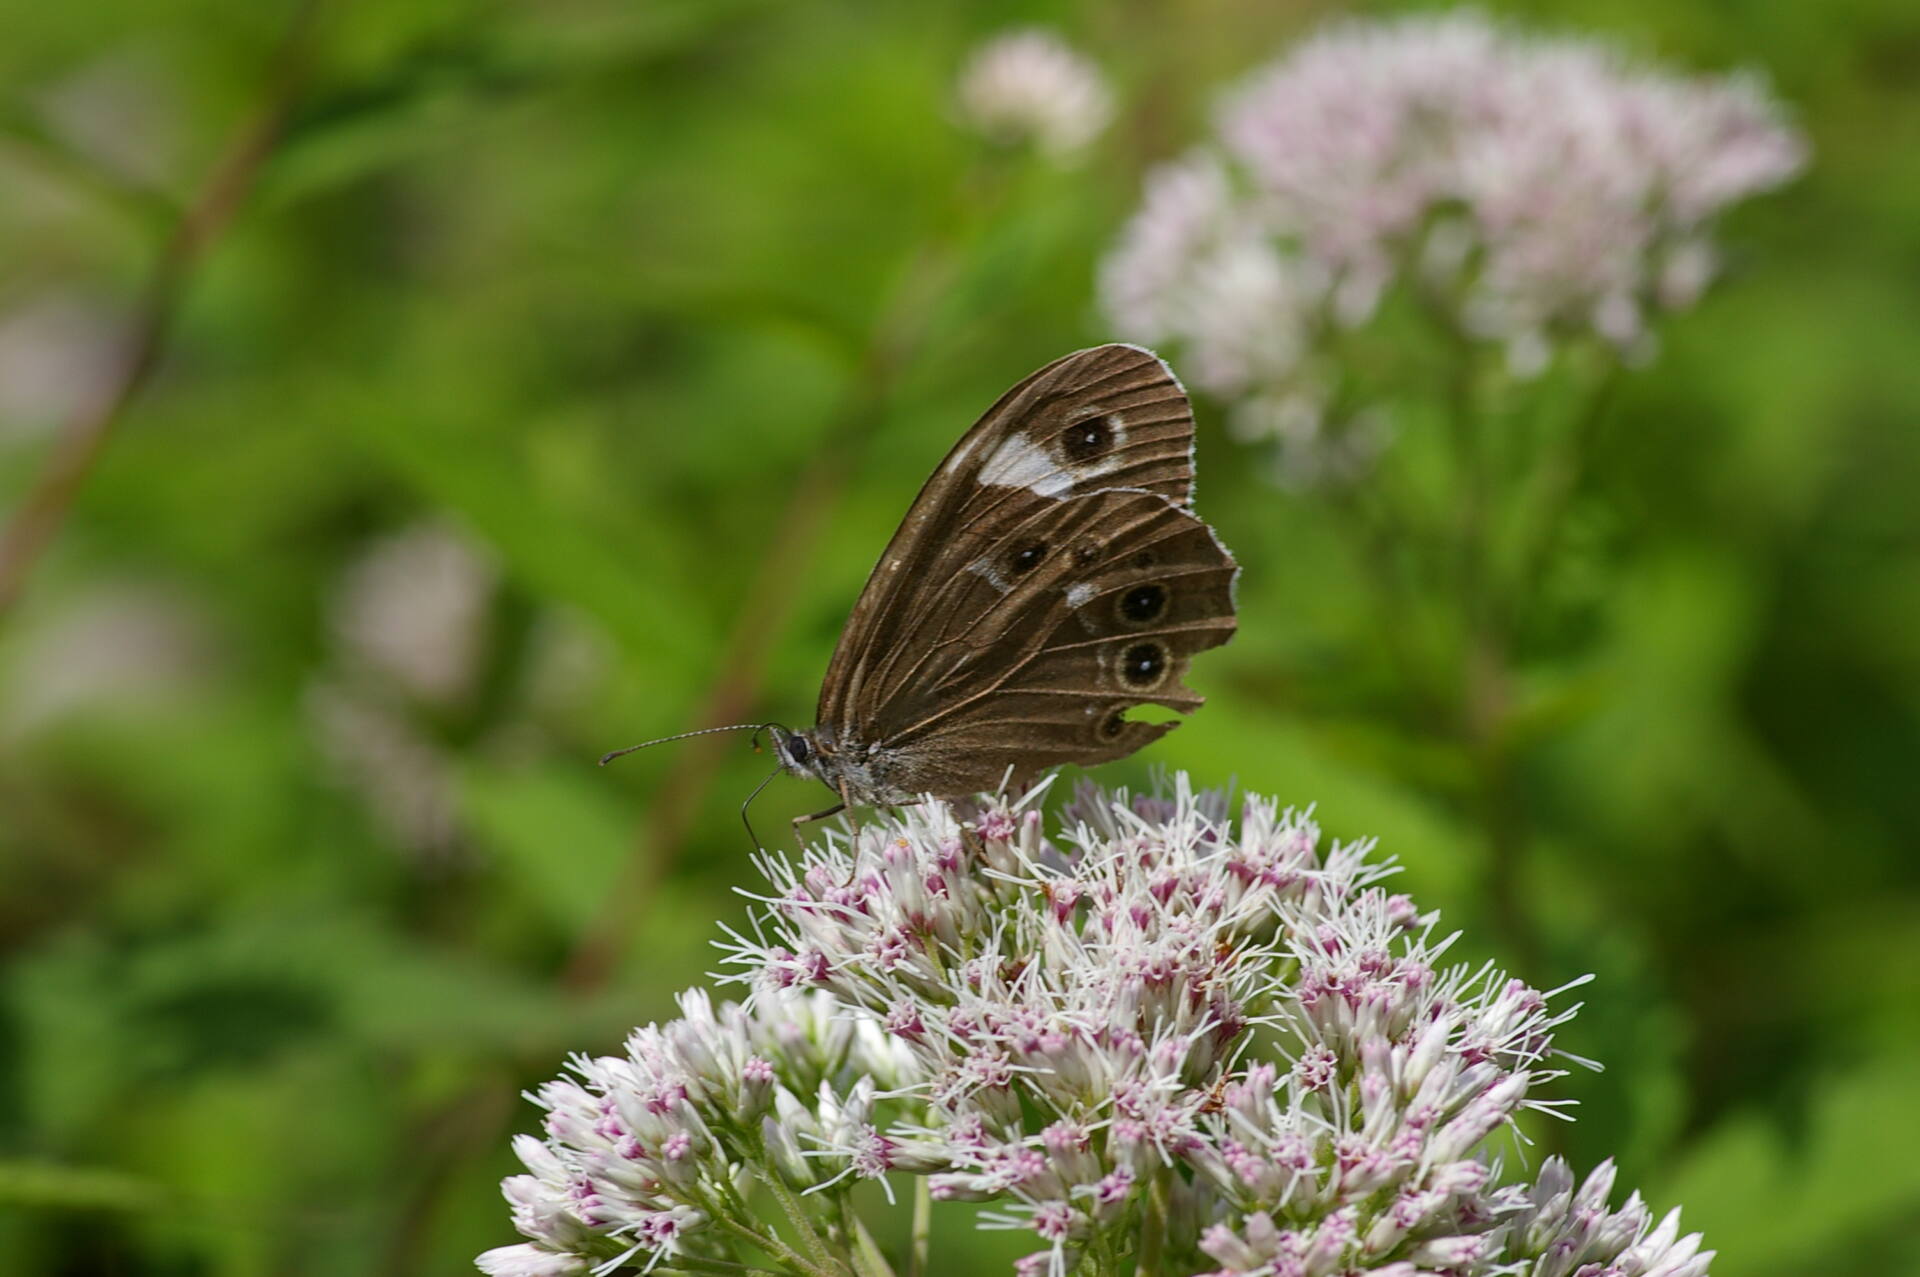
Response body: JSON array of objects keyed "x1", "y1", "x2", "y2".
[
  {"x1": 1508, "y1": 356, "x2": 1621, "y2": 629},
  {"x1": 709, "y1": 1215, "x2": 830, "y2": 1277},
  {"x1": 1081, "y1": 1234, "x2": 1121, "y2": 1277},
  {"x1": 1135, "y1": 1171, "x2": 1169, "y2": 1274},
  {"x1": 1323, "y1": 474, "x2": 1439, "y2": 718},
  {"x1": 657, "y1": 1257, "x2": 785, "y2": 1276},
  {"x1": 1427, "y1": 306, "x2": 1545, "y2": 973},
  {"x1": 749, "y1": 1156, "x2": 843, "y2": 1275},
  {"x1": 905, "y1": 1177, "x2": 930, "y2": 1277},
  {"x1": 702, "y1": 1144, "x2": 839, "y2": 1277},
  {"x1": 828, "y1": 1192, "x2": 857, "y2": 1271},
  {"x1": 845, "y1": 1203, "x2": 897, "y2": 1277}
]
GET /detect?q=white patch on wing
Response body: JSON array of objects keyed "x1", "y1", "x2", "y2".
[
  {"x1": 1065, "y1": 582, "x2": 1098, "y2": 609},
  {"x1": 977, "y1": 433, "x2": 1073, "y2": 497},
  {"x1": 977, "y1": 420, "x2": 1134, "y2": 496},
  {"x1": 966, "y1": 555, "x2": 1012, "y2": 595}
]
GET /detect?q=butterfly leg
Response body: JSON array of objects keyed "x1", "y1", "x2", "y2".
[
  {"x1": 839, "y1": 780, "x2": 862, "y2": 839},
  {"x1": 791, "y1": 802, "x2": 845, "y2": 842}
]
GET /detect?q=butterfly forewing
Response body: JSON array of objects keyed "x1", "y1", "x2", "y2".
[
  {"x1": 818, "y1": 345, "x2": 1201, "y2": 732},
  {"x1": 802, "y1": 344, "x2": 1238, "y2": 804}
]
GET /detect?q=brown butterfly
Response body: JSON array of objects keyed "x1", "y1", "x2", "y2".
[
  {"x1": 604, "y1": 345, "x2": 1237, "y2": 830},
  {"x1": 765, "y1": 344, "x2": 1238, "y2": 823}
]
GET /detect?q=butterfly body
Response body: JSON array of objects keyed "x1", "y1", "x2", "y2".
[
  {"x1": 776, "y1": 344, "x2": 1237, "y2": 815},
  {"x1": 770, "y1": 726, "x2": 914, "y2": 808}
]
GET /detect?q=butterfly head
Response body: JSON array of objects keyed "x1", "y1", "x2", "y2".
[{"x1": 768, "y1": 725, "x2": 827, "y2": 783}]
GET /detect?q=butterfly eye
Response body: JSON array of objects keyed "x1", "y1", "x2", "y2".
[
  {"x1": 1118, "y1": 583, "x2": 1168, "y2": 624},
  {"x1": 784, "y1": 735, "x2": 812, "y2": 765},
  {"x1": 1117, "y1": 642, "x2": 1169, "y2": 688},
  {"x1": 1008, "y1": 541, "x2": 1048, "y2": 574},
  {"x1": 1063, "y1": 415, "x2": 1116, "y2": 462}
]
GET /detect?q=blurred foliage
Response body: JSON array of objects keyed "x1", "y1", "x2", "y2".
[{"x1": 0, "y1": 0, "x2": 1916, "y2": 1273}]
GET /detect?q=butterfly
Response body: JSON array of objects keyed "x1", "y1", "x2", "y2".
[{"x1": 765, "y1": 344, "x2": 1238, "y2": 824}]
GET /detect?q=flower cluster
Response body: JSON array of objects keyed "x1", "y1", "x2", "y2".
[
  {"x1": 310, "y1": 521, "x2": 608, "y2": 860},
  {"x1": 477, "y1": 987, "x2": 921, "y2": 1276},
  {"x1": 480, "y1": 777, "x2": 1712, "y2": 1276},
  {"x1": 1101, "y1": 11, "x2": 1804, "y2": 477},
  {"x1": 955, "y1": 28, "x2": 1113, "y2": 159}
]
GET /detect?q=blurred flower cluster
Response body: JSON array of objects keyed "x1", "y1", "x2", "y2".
[
  {"x1": 309, "y1": 521, "x2": 608, "y2": 861},
  {"x1": 481, "y1": 778, "x2": 1710, "y2": 1276},
  {"x1": 956, "y1": 28, "x2": 1113, "y2": 159},
  {"x1": 308, "y1": 522, "x2": 496, "y2": 859},
  {"x1": 1101, "y1": 11, "x2": 1804, "y2": 480}
]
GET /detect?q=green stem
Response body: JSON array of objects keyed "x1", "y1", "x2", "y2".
[
  {"x1": 1085, "y1": 1238, "x2": 1122, "y2": 1277},
  {"x1": 1438, "y1": 319, "x2": 1550, "y2": 973},
  {"x1": 1325, "y1": 477, "x2": 1441, "y2": 722},
  {"x1": 1135, "y1": 1172, "x2": 1169, "y2": 1275},
  {"x1": 710, "y1": 1216, "x2": 833, "y2": 1277},
  {"x1": 656, "y1": 1258, "x2": 785, "y2": 1276},
  {"x1": 751, "y1": 1164, "x2": 842, "y2": 1275},
  {"x1": 905, "y1": 1177, "x2": 930, "y2": 1277},
  {"x1": 847, "y1": 1202, "x2": 898, "y2": 1277},
  {"x1": 1445, "y1": 330, "x2": 1491, "y2": 641},
  {"x1": 1507, "y1": 360, "x2": 1621, "y2": 632}
]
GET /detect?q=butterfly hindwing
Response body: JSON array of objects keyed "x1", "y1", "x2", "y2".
[{"x1": 863, "y1": 487, "x2": 1238, "y2": 797}]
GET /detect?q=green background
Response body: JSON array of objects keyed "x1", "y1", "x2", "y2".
[{"x1": 2, "y1": 1, "x2": 1916, "y2": 1273}]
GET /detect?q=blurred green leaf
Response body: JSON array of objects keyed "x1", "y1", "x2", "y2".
[
  {"x1": 456, "y1": 760, "x2": 630, "y2": 931},
  {"x1": 0, "y1": 1159, "x2": 165, "y2": 1212},
  {"x1": 1662, "y1": 1049, "x2": 1920, "y2": 1276}
]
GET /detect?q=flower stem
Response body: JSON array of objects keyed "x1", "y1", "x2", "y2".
[
  {"x1": 1135, "y1": 1172, "x2": 1169, "y2": 1275},
  {"x1": 905, "y1": 1177, "x2": 930, "y2": 1277},
  {"x1": 659, "y1": 1258, "x2": 786, "y2": 1276},
  {"x1": 1508, "y1": 359, "x2": 1620, "y2": 629},
  {"x1": 750, "y1": 1163, "x2": 842, "y2": 1275},
  {"x1": 1431, "y1": 317, "x2": 1542, "y2": 972},
  {"x1": 846, "y1": 1204, "x2": 897, "y2": 1277},
  {"x1": 711, "y1": 1215, "x2": 834, "y2": 1277}
]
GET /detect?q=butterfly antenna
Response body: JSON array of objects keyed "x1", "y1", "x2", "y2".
[
  {"x1": 739, "y1": 762, "x2": 782, "y2": 848},
  {"x1": 598, "y1": 723, "x2": 773, "y2": 767}
]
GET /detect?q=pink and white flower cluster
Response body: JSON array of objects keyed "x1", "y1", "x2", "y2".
[
  {"x1": 480, "y1": 777, "x2": 1712, "y2": 1276},
  {"x1": 478, "y1": 986, "x2": 922, "y2": 1276},
  {"x1": 1101, "y1": 11, "x2": 1804, "y2": 477}
]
